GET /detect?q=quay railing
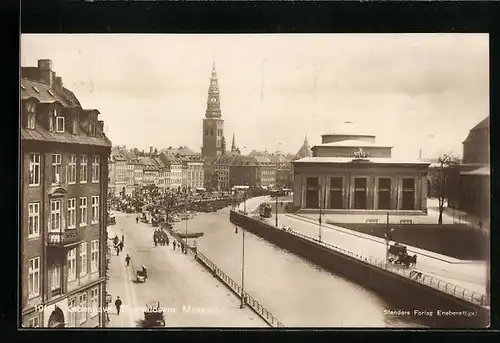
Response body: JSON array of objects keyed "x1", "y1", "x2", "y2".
[
  {"x1": 244, "y1": 215, "x2": 489, "y2": 308},
  {"x1": 194, "y1": 250, "x2": 285, "y2": 328},
  {"x1": 161, "y1": 222, "x2": 285, "y2": 327}
]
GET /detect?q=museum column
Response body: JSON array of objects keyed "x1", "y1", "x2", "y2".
[
  {"x1": 390, "y1": 176, "x2": 398, "y2": 210},
  {"x1": 414, "y1": 176, "x2": 420, "y2": 211},
  {"x1": 396, "y1": 178, "x2": 403, "y2": 210},
  {"x1": 349, "y1": 175, "x2": 355, "y2": 209},
  {"x1": 420, "y1": 174, "x2": 428, "y2": 212},
  {"x1": 301, "y1": 175, "x2": 307, "y2": 209}
]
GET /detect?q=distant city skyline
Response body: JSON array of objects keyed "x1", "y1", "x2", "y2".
[{"x1": 21, "y1": 34, "x2": 489, "y2": 160}]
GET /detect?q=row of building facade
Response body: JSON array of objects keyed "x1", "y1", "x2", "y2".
[
  {"x1": 109, "y1": 142, "x2": 296, "y2": 197},
  {"x1": 109, "y1": 146, "x2": 203, "y2": 197}
]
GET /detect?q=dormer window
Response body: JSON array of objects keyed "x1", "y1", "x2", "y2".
[
  {"x1": 26, "y1": 102, "x2": 36, "y2": 130},
  {"x1": 53, "y1": 109, "x2": 65, "y2": 133}
]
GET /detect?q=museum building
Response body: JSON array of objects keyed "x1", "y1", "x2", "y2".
[{"x1": 292, "y1": 122, "x2": 430, "y2": 214}]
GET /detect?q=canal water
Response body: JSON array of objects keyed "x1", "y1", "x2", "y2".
[{"x1": 173, "y1": 203, "x2": 425, "y2": 327}]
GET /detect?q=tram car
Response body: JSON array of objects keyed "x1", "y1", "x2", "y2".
[
  {"x1": 259, "y1": 203, "x2": 272, "y2": 218},
  {"x1": 388, "y1": 242, "x2": 417, "y2": 268}
]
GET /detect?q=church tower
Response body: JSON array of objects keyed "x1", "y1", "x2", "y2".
[
  {"x1": 202, "y1": 62, "x2": 224, "y2": 162},
  {"x1": 231, "y1": 133, "x2": 237, "y2": 151}
]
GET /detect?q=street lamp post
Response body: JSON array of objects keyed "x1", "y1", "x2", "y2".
[
  {"x1": 275, "y1": 191, "x2": 279, "y2": 227},
  {"x1": 243, "y1": 190, "x2": 247, "y2": 214},
  {"x1": 240, "y1": 226, "x2": 245, "y2": 308},
  {"x1": 184, "y1": 197, "x2": 189, "y2": 254},
  {"x1": 385, "y1": 212, "x2": 394, "y2": 266},
  {"x1": 318, "y1": 207, "x2": 322, "y2": 242},
  {"x1": 235, "y1": 224, "x2": 245, "y2": 309},
  {"x1": 385, "y1": 212, "x2": 389, "y2": 264}
]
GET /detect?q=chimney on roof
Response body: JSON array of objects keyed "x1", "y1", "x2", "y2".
[
  {"x1": 37, "y1": 59, "x2": 55, "y2": 87},
  {"x1": 97, "y1": 120, "x2": 104, "y2": 134},
  {"x1": 150, "y1": 146, "x2": 154, "y2": 156},
  {"x1": 54, "y1": 76, "x2": 63, "y2": 93}
]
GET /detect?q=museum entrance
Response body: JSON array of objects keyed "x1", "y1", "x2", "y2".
[
  {"x1": 329, "y1": 177, "x2": 343, "y2": 209},
  {"x1": 306, "y1": 177, "x2": 319, "y2": 209},
  {"x1": 354, "y1": 178, "x2": 367, "y2": 209},
  {"x1": 402, "y1": 178, "x2": 415, "y2": 210},
  {"x1": 377, "y1": 178, "x2": 391, "y2": 210}
]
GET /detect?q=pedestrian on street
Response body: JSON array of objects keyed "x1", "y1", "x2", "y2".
[
  {"x1": 136, "y1": 217, "x2": 139, "y2": 224},
  {"x1": 116, "y1": 246, "x2": 120, "y2": 256},
  {"x1": 173, "y1": 241, "x2": 176, "y2": 251},
  {"x1": 119, "y1": 241, "x2": 124, "y2": 252},
  {"x1": 125, "y1": 254, "x2": 131, "y2": 267},
  {"x1": 122, "y1": 234, "x2": 124, "y2": 244},
  {"x1": 115, "y1": 296, "x2": 122, "y2": 315}
]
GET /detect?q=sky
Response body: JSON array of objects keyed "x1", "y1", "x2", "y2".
[{"x1": 20, "y1": 34, "x2": 489, "y2": 160}]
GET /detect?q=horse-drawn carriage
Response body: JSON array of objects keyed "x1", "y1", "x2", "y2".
[
  {"x1": 388, "y1": 243, "x2": 417, "y2": 268},
  {"x1": 143, "y1": 302, "x2": 165, "y2": 327},
  {"x1": 136, "y1": 265, "x2": 148, "y2": 283}
]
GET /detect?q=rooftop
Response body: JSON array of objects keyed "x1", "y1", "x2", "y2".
[
  {"x1": 313, "y1": 140, "x2": 392, "y2": 148},
  {"x1": 322, "y1": 121, "x2": 375, "y2": 137},
  {"x1": 293, "y1": 156, "x2": 430, "y2": 166}
]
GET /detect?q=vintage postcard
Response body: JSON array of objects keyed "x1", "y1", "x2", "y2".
[{"x1": 20, "y1": 34, "x2": 490, "y2": 329}]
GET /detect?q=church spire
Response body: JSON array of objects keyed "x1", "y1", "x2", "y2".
[
  {"x1": 205, "y1": 62, "x2": 222, "y2": 119},
  {"x1": 304, "y1": 135, "x2": 308, "y2": 145},
  {"x1": 231, "y1": 133, "x2": 236, "y2": 151}
]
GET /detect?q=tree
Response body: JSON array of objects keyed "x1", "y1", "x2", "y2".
[{"x1": 430, "y1": 153, "x2": 461, "y2": 225}]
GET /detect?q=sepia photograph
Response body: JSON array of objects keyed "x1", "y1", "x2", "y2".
[{"x1": 19, "y1": 34, "x2": 490, "y2": 329}]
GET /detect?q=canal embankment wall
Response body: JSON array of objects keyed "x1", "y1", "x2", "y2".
[{"x1": 230, "y1": 210, "x2": 489, "y2": 328}]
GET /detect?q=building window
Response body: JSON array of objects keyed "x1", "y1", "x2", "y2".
[
  {"x1": 68, "y1": 297, "x2": 77, "y2": 327},
  {"x1": 29, "y1": 153, "x2": 41, "y2": 186},
  {"x1": 354, "y1": 178, "x2": 368, "y2": 210},
  {"x1": 90, "y1": 240, "x2": 99, "y2": 274},
  {"x1": 27, "y1": 102, "x2": 36, "y2": 129},
  {"x1": 402, "y1": 178, "x2": 415, "y2": 210},
  {"x1": 79, "y1": 293, "x2": 88, "y2": 324},
  {"x1": 92, "y1": 156, "x2": 100, "y2": 183},
  {"x1": 56, "y1": 116, "x2": 65, "y2": 133},
  {"x1": 80, "y1": 155, "x2": 88, "y2": 183},
  {"x1": 28, "y1": 257, "x2": 40, "y2": 298},
  {"x1": 28, "y1": 316, "x2": 40, "y2": 327},
  {"x1": 79, "y1": 243, "x2": 88, "y2": 277},
  {"x1": 79, "y1": 197, "x2": 87, "y2": 227},
  {"x1": 378, "y1": 178, "x2": 391, "y2": 210},
  {"x1": 90, "y1": 287, "x2": 99, "y2": 318},
  {"x1": 50, "y1": 265, "x2": 61, "y2": 293},
  {"x1": 28, "y1": 202, "x2": 40, "y2": 238},
  {"x1": 67, "y1": 248, "x2": 77, "y2": 282},
  {"x1": 67, "y1": 198, "x2": 76, "y2": 229},
  {"x1": 50, "y1": 200, "x2": 62, "y2": 232},
  {"x1": 329, "y1": 177, "x2": 343, "y2": 209},
  {"x1": 68, "y1": 155, "x2": 76, "y2": 184},
  {"x1": 52, "y1": 154, "x2": 62, "y2": 184}
]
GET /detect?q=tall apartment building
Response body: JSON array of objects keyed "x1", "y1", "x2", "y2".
[{"x1": 21, "y1": 59, "x2": 111, "y2": 328}]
